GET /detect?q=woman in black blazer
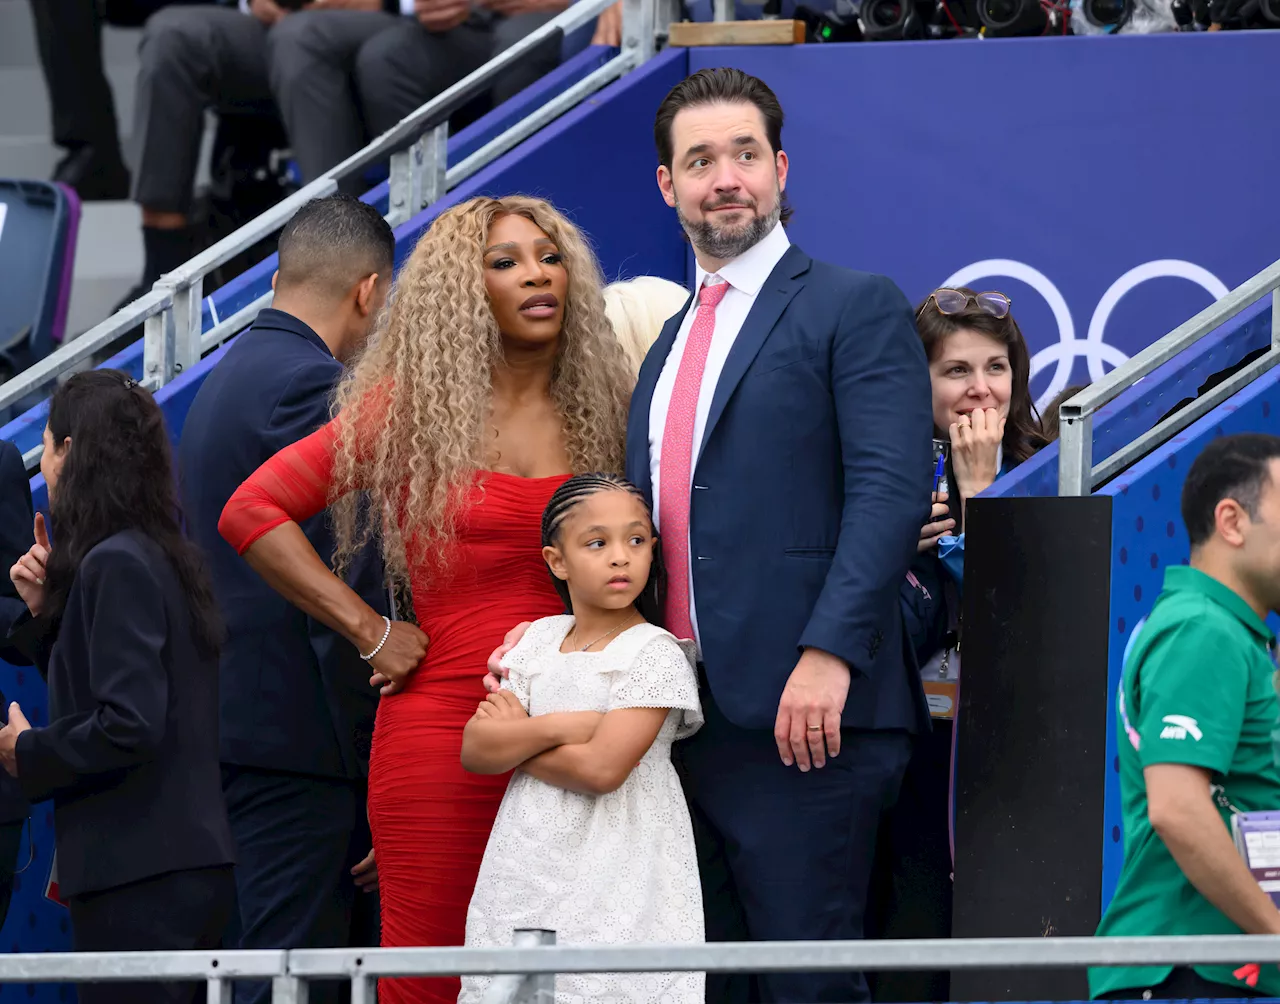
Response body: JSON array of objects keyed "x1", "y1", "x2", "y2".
[{"x1": 0, "y1": 370, "x2": 235, "y2": 1004}]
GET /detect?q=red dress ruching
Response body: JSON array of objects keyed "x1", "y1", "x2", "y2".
[{"x1": 220, "y1": 421, "x2": 569, "y2": 1004}]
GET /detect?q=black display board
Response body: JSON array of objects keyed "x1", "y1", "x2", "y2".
[{"x1": 950, "y1": 495, "x2": 1113, "y2": 1000}]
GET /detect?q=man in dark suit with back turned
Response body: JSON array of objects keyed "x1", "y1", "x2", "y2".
[
  {"x1": 628, "y1": 68, "x2": 934, "y2": 1003},
  {"x1": 179, "y1": 194, "x2": 393, "y2": 1004},
  {"x1": 0, "y1": 441, "x2": 34, "y2": 930}
]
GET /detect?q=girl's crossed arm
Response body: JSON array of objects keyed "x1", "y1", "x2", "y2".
[
  {"x1": 460, "y1": 690, "x2": 602, "y2": 775},
  {"x1": 520, "y1": 707, "x2": 669, "y2": 796}
]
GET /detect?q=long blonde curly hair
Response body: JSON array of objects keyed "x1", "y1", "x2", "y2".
[{"x1": 328, "y1": 195, "x2": 633, "y2": 589}]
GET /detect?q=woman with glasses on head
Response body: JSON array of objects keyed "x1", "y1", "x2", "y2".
[
  {"x1": 869, "y1": 286, "x2": 1048, "y2": 1004},
  {"x1": 916, "y1": 285, "x2": 1047, "y2": 546}
]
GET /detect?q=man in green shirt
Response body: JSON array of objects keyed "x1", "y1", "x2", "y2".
[{"x1": 1092, "y1": 433, "x2": 1280, "y2": 1000}]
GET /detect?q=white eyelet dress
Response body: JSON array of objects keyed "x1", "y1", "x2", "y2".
[{"x1": 458, "y1": 615, "x2": 705, "y2": 1004}]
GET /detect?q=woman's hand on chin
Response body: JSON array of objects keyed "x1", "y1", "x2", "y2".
[{"x1": 949, "y1": 407, "x2": 1005, "y2": 504}]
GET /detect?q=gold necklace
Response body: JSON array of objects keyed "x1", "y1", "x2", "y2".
[{"x1": 571, "y1": 614, "x2": 639, "y2": 652}]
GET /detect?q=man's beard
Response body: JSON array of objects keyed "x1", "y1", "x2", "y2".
[{"x1": 676, "y1": 189, "x2": 782, "y2": 262}]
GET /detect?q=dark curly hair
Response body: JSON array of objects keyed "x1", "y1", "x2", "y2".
[
  {"x1": 540, "y1": 473, "x2": 665, "y2": 627},
  {"x1": 43, "y1": 370, "x2": 222, "y2": 655}
]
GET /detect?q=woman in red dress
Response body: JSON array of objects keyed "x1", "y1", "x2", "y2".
[{"x1": 217, "y1": 196, "x2": 634, "y2": 1004}]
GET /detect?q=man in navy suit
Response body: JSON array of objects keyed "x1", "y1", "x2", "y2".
[
  {"x1": 179, "y1": 194, "x2": 393, "y2": 1004},
  {"x1": 629, "y1": 68, "x2": 934, "y2": 1003}
]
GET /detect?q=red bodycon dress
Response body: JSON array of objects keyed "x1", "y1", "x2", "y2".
[{"x1": 219, "y1": 420, "x2": 569, "y2": 1004}]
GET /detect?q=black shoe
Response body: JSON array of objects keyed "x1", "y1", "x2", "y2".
[{"x1": 52, "y1": 146, "x2": 131, "y2": 202}]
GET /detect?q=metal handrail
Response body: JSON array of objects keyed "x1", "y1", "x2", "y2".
[
  {"x1": 0, "y1": 0, "x2": 666, "y2": 428},
  {"x1": 1058, "y1": 260, "x2": 1280, "y2": 495},
  {"x1": 5, "y1": 934, "x2": 1280, "y2": 1003}
]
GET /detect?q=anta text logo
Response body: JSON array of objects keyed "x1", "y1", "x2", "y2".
[{"x1": 1160, "y1": 715, "x2": 1203, "y2": 741}]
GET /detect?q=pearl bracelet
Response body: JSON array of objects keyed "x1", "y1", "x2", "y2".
[{"x1": 360, "y1": 616, "x2": 392, "y2": 662}]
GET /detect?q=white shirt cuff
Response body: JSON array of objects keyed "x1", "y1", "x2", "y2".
[{"x1": 400, "y1": 0, "x2": 416, "y2": 14}]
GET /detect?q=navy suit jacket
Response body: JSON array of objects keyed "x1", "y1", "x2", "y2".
[
  {"x1": 179, "y1": 309, "x2": 387, "y2": 780},
  {"x1": 0, "y1": 441, "x2": 33, "y2": 824},
  {"x1": 626, "y1": 245, "x2": 934, "y2": 733},
  {"x1": 10, "y1": 530, "x2": 235, "y2": 897}
]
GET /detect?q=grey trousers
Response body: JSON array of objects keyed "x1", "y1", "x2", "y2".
[{"x1": 130, "y1": 4, "x2": 564, "y2": 214}]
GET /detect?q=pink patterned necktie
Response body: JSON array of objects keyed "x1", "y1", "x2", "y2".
[{"x1": 660, "y1": 279, "x2": 729, "y2": 641}]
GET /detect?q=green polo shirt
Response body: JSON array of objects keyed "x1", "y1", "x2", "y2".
[{"x1": 1090, "y1": 566, "x2": 1280, "y2": 999}]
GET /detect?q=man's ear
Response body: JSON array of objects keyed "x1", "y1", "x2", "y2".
[
  {"x1": 1215, "y1": 497, "x2": 1251, "y2": 548},
  {"x1": 657, "y1": 165, "x2": 678, "y2": 210},
  {"x1": 355, "y1": 273, "x2": 380, "y2": 315},
  {"x1": 271, "y1": 270, "x2": 279, "y2": 292}
]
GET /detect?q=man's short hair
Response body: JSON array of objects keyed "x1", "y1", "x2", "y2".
[
  {"x1": 653, "y1": 67, "x2": 791, "y2": 225},
  {"x1": 653, "y1": 67, "x2": 785, "y2": 170},
  {"x1": 276, "y1": 194, "x2": 395, "y2": 300},
  {"x1": 1181, "y1": 433, "x2": 1280, "y2": 547}
]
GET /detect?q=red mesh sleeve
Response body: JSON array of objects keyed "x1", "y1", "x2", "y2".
[{"x1": 218, "y1": 420, "x2": 339, "y2": 555}]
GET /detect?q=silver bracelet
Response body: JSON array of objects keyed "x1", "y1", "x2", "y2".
[{"x1": 360, "y1": 616, "x2": 392, "y2": 662}]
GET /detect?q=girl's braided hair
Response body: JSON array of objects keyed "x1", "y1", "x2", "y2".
[{"x1": 540, "y1": 472, "x2": 665, "y2": 626}]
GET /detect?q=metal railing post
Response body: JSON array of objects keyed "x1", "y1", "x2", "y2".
[
  {"x1": 511, "y1": 930, "x2": 555, "y2": 1004},
  {"x1": 1272, "y1": 287, "x2": 1280, "y2": 349},
  {"x1": 713, "y1": 0, "x2": 735, "y2": 20},
  {"x1": 349, "y1": 973, "x2": 376, "y2": 1004},
  {"x1": 388, "y1": 123, "x2": 449, "y2": 228},
  {"x1": 623, "y1": 0, "x2": 660, "y2": 61},
  {"x1": 142, "y1": 303, "x2": 175, "y2": 391},
  {"x1": 1057, "y1": 407, "x2": 1093, "y2": 497},
  {"x1": 271, "y1": 974, "x2": 309, "y2": 1004},
  {"x1": 207, "y1": 976, "x2": 233, "y2": 1004},
  {"x1": 172, "y1": 276, "x2": 203, "y2": 380}
]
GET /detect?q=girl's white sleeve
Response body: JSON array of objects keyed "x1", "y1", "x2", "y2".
[{"x1": 607, "y1": 634, "x2": 704, "y2": 737}]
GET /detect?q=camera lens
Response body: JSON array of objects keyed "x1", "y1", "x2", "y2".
[
  {"x1": 1082, "y1": 0, "x2": 1130, "y2": 23},
  {"x1": 979, "y1": 0, "x2": 1049, "y2": 32},
  {"x1": 866, "y1": 0, "x2": 904, "y2": 26}
]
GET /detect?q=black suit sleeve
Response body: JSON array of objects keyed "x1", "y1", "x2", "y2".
[
  {"x1": 0, "y1": 442, "x2": 34, "y2": 664},
  {"x1": 15, "y1": 546, "x2": 169, "y2": 802},
  {"x1": 798, "y1": 275, "x2": 934, "y2": 674}
]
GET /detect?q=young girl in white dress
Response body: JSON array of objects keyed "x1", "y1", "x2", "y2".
[{"x1": 458, "y1": 472, "x2": 704, "y2": 1004}]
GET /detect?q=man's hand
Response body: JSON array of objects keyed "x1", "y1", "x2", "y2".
[
  {"x1": 249, "y1": 0, "x2": 288, "y2": 26},
  {"x1": 0, "y1": 703, "x2": 31, "y2": 778},
  {"x1": 483, "y1": 621, "x2": 532, "y2": 693},
  {"x1": 590, "y1": 1, "x2": 621, "y2": 44},
  {"x1": 774, "y1": 648, "x2": 850, "y2": 771},
  {"x1": 351, "y1": 847, "x2": 378, "y2": 893},
  {"x1": 10, "y1": 513, "x2": 49, "y2": 617},
  {"x1": 473, "y1": 689, "x2": 528, "y2": 721},
  {"x1": 414, "y1": 0, "x2": 471, "y2": 32},
  {"x1": 917, "y1": 491, "x2": 955, "y2": 553},
  {"x1": 366, "y1": 621, "x2": 429, "y2": 696}
]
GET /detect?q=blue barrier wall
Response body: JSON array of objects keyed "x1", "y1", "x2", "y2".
[
  {"x1": 1101, "y1": 371, "x2": 1280, "y2": 908},
  {"x1": 694, "y1": 33, "x2": 1280, "y2": 410}
]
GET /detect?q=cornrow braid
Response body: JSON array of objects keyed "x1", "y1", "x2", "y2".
[{"x1": 540, "y1": 473, "x2": 666, "y2": 626}]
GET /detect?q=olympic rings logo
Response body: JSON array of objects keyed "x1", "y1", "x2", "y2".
[{"x1": 940, "y1": 259, "x2": 1230, "y2": 410}]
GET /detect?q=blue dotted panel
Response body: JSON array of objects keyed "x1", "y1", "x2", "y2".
[
  {"x1": 992, "y1": 298, "x2": 1272, "y2": 501},
  {"x1": 1099, "y1": 363, "x2": 1280, "y2": 911}
]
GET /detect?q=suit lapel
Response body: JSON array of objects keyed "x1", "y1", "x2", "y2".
[
  {"x1": 698, "y1": 246, "x2": 810, "y2": 458},
  {"x1": 628, "y1": 292, "x2": 694, "y2": 503}
]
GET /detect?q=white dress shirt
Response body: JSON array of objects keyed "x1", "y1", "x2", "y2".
[{"x1": 648, "y1": 221, "x2": 791, "y2": 652}]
